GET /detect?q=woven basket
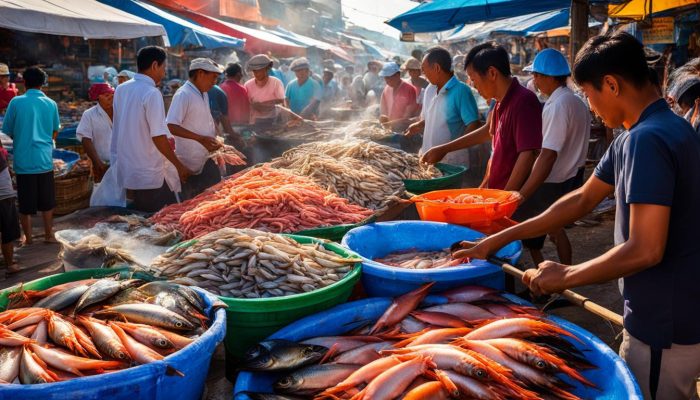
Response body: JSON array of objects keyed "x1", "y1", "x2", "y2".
[{"x1": 54, "y1": 168, "x2": 92, "y2": 215}]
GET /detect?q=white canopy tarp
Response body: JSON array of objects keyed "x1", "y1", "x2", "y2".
[{"x1": 0, "y1": 0, "x2": 167, "y2": 41}]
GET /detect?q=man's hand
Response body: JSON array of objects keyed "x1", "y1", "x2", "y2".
[
  {"x1": 522, "y1": 261, "x2": 571, "y2": 296},
  {"x1": 404, "y1": 121, "x2": 423, "y2": 137},
  {"x1": 252, "y1": 102, "x2": 275, "y2": 112},
  {"x1": 92, "y1": 161, "x2": 108, "y2": 182},
  {"x1": 379, "y1": 115, "x2": 390, "y2": 124},
  {"x1": 420, "y1": 146, "x2": 447, "y2": 164},
  {"x1": 452, "y1": 240, "x2": 491, "y2": 260},
  {"x1": 176, "y1": 164, "x2": 193, "y2": 183},
  {"x1": 199, "y1": 136, "x2": 222, "y2": 152}
]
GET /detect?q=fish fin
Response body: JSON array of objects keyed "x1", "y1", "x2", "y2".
[{"x1": 319, "y1": 343, "x2": 340, "y2": 364}]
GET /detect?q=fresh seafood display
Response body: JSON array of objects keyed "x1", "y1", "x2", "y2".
[
  {"x1": 0, "y1": 276, "x2": 218, "y2": 385},
  {"x1": 270, "y1": 153, "x2": 405, "y2": 212},
  {"x1": 278, "y1": 139, "x2": 441, "y2": 181},
  {"x1": 433, "y1": 193, "x2": 487, "y2": 204},
  {"x1": 345, "y1": 121, "x2": 396, "y2": 142},
  {"x1": 150, "y1": 228, "x2": 360, "y2": 299},
  {"x1": 239, "y1": 284, "x2": 598, "y2": 400},
  {"x1": 209, "y1": 140, "x2": 247, "y2": 167},
  {"x1": 374, "y1": 249, "x2": 470, "y2": 269},
  {"x1": 150, "y1": 167, "x2": 373, "y2": 239}
]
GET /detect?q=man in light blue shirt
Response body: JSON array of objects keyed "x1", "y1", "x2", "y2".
[
  {"x1": 1, "y1": 67, "x2": 60, "y2": 245},
  {"x1": 285, "y1": 57, "x2": 322, "y2": 119}
]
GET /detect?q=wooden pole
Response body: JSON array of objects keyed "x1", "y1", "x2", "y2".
[{"x1": 570, "y1": 0, "x2": 590, "y2": 65}]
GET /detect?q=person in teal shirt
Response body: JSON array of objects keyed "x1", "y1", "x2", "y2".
[
  {"x1": 1, "y1": 67, "x2": 59, "y2": 245},
  {"x1": 285, "y1": 58, "x2": 322, "y2": 119}
]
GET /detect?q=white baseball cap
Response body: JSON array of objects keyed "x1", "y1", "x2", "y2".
[{"x1": 189, "y1": 58, "x2": 224, "y2": 73}]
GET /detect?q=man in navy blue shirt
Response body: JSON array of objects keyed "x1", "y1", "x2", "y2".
[{"x1": 454, "y1": 32, "x2": 700, "y2": 399}]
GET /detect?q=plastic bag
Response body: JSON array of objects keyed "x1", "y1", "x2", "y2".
[{"x1": 90, "y1": 164, "x2": 126, "y2": 207}]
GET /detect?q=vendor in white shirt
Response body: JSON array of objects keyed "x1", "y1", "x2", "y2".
[
  {"x1": 111, "y1": 46, "x2": 192, "y2": 213},
  {"x1": 76, "y1": 83, "x2": 114, "y2": 182},
  {"x1": 166, "y1": 58, "x2": 223, "y2": 200}
]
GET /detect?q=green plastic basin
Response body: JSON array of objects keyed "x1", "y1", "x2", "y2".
[
  {"x1": 295, "y1": 215, "x2": 377, "y2": 241},
  {"x1": 403, "y1": 163, "x2": 468, "y2": 194},
  {"x1": 219, "y1": 234, "x2": 361, "y2": 373}
]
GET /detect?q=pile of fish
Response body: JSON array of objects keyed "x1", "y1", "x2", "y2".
[
  {"x1": 1, "y1": 276, "x2": 216, "y2": 384},
  {"x1": 432, "y1": 193, "x2": 488, "y2": 204},
  {"x1": 150, "y1": 228, "x2": 360, "y2": 299},
  {"x1": 150, "y1": 167, "x2": 373, "y2": 239},
  {"x1": 279, "y1": 139, "x2": 441, "y2": 181},
  {"x1": 238, "y1": 283, "x2": 597, "y2": 400},
  {"x1": 374, "y1": 249, "x2": 470, "y2": 269},
  {"x1": 269, "y1": 153, "x2": 405, "y2": 212},
  {"x1": 346, "y1": 122, "x2": 396, "y2": 142},
  {"x1": 209, "y1": 141, "x2": 247, "y2": 167}
]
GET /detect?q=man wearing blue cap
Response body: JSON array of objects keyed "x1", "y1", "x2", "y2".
[
  {"x1": 378, "y1": 62, "x2": 418, "y2": 132},
  {"x1": 516, "y1": 48, "x2": 591, "y2": 265}
]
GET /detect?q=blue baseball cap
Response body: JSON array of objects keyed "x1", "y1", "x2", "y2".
[
  {"x1": 524, "y1": 48, "x2": 571, "y2": 77},
  {"x1": 378, "y1": 62, "x2": 401, "y2": 77}
]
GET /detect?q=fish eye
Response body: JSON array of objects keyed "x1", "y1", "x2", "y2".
[
  {"x1": 175, "y1": 321, "x2": 184, "y2": 328},
  {"x1": 476, "y1": 369, "x2": 486, "y2": 378},
  {"x1": 245, "y1": 347, "x2": 262, "y2": 359},
  {"x1": 278, "y1": 377, "x2": 292, "y2": 387},
  {"x1": 159, "y1": 339, "x2": 168, "y2": 347},
  {"x1": 536, "y1": 360, "x2": 547, "y2": 369}
]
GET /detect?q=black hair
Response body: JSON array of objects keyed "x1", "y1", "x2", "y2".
[
  {"x1": 411, "y1": 49, "x2": 423, "y2": 61},
  {"x1": 225, "y1": 63, "x2": 242, "y2": 77},
  {"x1": 678, "y1": 82, "x2": 700, "y2": 109},
  {"x1": 648, "y1": 66, "x2": 661, "y2": 91},
  {"x1": 188, "y1": 69, "x2": 198, "y2": 79},
  {"x1": 464, "y1": 42, "x2": 511, "y2": 77},
  {"x1": 136, "y1": 46, "x2": 167, "y2": 72},
  {"x1": 23, "y1": 67, "x2": 47, "y2": 88},
  {"x1": 424, "y1": 46, "x2": 452, "y2": 74},
  {"x1": 554, "y1": 76, "x2": 568, "y2": 85},
  {"x1": 573, "y1": 32, "x2": 649, "y2": 90}
]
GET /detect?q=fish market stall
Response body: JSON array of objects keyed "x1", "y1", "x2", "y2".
[{"x1": 234, "y1": 284, "x2": 642, "y2": 399}]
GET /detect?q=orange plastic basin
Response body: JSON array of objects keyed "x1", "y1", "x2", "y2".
[{"x1": 413, "y1": 189, "x2": 520, "y2": 229}]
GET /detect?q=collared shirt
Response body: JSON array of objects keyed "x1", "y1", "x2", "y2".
[
  {"x1": 542, "y1": 86, "x2": 591, "y2": 183},
  {"x1": 220, "y1": 79, "x2": 250, "y2": 125},
  {"x1": 321, "y1": 79, "x2": 340, "y2": 103},
  {"x1": 76, "y1": 104, "x2": 112, "y2": 163},
  {"x1": 112, "y1": 73, "x2": 179, "y2": 192},
  {"x1": 489, "y1": 78, "x2": 543, "y2": 189},
  {"x1": 0, "y1": 83, "x2": 18, "y2": 111},
  {"x1": 207, "y1": 85, "x2": 228, "y2": 121},
  {"x1": 380, "y1": 80, "x2": 418, "y2": 121},
  {"x1": 166, "y1": 80, "x2": 217, "y2": 174},
  {"x1": 420, "y1": 75, "x2": 479, "y2": 166},
  {"x1": 1, "y1": 89, "x2": 59, "y2": 174},
  {"x1": 285, "y1": 78, "x2": 322, "y2": 115},
  {"x1": 595, "y1": 99, "x2": 700, "y2": 348},
  {"x1": 244, "y1": 77, "x2": 285, "y2": 122}
]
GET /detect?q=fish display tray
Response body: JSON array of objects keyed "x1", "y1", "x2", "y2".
[
  {"x1": 342, "y1": 221, "x2": 521, "y2": 297},
  {"x1": 0, "y1": 268, "x2": 226, "y2": 400},
  {"x1": 233, "y1": 295, "x2": 642, "y2": 399},
  {"x1": 218, "y1": 234, "x2": 362, "y2": 376},
  {"x1": 403, "y1": 163, "x2": 468, "y2": 194}
]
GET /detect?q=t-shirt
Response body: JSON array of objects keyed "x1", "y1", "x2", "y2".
[
  {"x1": 541, "y1": 86, "x2": 591, "y2": 183},
  {"x1": 0, "y1": 83, "x2": 18, "y2": 111},
  {"x1": 594, "y1": 99, "x2": 700, "y2": 348},
  {"x1": 244, "y1": 77, "x2": 285, "y2": 122},
  {"x1": 0, "y1": 151, "x2": 16, "y2": 200},
  {"x1": 285, "y1": 78, "x2": 322, "y2": 115},
  {"x1": 489, "y1": 78, "x2": 543, "y2": 189},
  {"x1": 220, "y1": 79, "x2": 250, "y2": 125},
  {"x1": 207, "y1": 85, "x2": 228, "y2": 120},
  {"x1": 76, "y1": 104, "x2": 113, "y2": 163},
  {"x1": 321, "y1": 80, "x2": 340, "y2": 103},
  {"x1": 380, "y1": 80, "x2": 418, "y2": 121},
  {"x1": 1, "y1": 89, "x2": 60, "y2": 174},
  {"x1": 420, "y1": 76, "x2": 479, "y2": 166}
]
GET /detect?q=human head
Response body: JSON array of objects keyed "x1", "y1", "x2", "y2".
[
  {"x1": 345, "y1": 65, "x2": 355, "y2": 75},
  {"x1": 290, "y1": 58, "x2": 311, "y2": 83},
  {"x1": 88, "y1": 83, "x2": 114, "y2": 101},
  {"x1": 23, "y1": 67, "x2": 47, "y2": 89},
  {"x1": 464, "y1": 42, "x2": 511, "y2": 100},
  {"x1": 573, "y1": 32, "x2": 653, "y2": 128},
  {"x1": 411, "y1": 49, "x2": 423, "y2": 62},
  {"x1": 225, "y1": 63, "x2": 243, "y2": 82},
  {"x1": 0, "y1": 63, "x2": 9, "y2": 88},
  {"x1": 367, "y1": 60, "x2": 382, "y2": 74},
  {"x1": 117, "y1": 70, "x2": 133, "y2": 85},
  {"x1": 341, "y1": 75, "x2": 351, "y2": 87},
  {"x1": 668, "y1": 73, "x2": 700, "y2": 115},
  {"x1": 379, "y1": 62, "x2": 401, "y2": 88},
  {"x1": 525, "y1": 48, "x2": 570, "y2": 96},
  {"x1": 136, "y1": 46, "x2": 167, "y2": 84},
  {"x1": 421, "y1": 46, "x2": 452, "y2": 85},
  {"x1": 247, "y1": 54, "x2": 273, "y2": 82},
  {"x1": 323, "y1": 69, "x2": 334, "y2": 85},
  {"x1": 188, "y1": 58, "x2": 223, "y2": 93},
  {"x1": 402, "y1": 57, "x2": 422, "y2": 80}
]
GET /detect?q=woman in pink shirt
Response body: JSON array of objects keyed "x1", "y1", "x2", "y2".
[{"x1": 243, "y1": 54, "x2": 285, "y2": 124}]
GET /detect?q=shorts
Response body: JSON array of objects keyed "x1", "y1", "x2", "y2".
[
  {"x1": 181, "y1": 159, "x2": 221, "y2": 200},
  {"x1": 129, "y1": 181, "x2": 177, "y2": 213},
  {"x1": 16, "y1": 172, "x2": 56, "y2": 215},
  {"x1": 0, "y1": 197, "x2": 20, "y2": 244}
]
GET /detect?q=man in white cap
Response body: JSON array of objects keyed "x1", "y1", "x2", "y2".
[
  {"x1": 0, "y1": 63, "x2": 17, "y2": 113},
  {"x1": 378, "y1": 62, "x2": 419, "y2": 132},
  {"x1": 244, "y1": 54, "x2": 285, "y2": 125},
  {"x1": 116, "y1": 70, "x2": 134, "y2": 86},
  {"x1": 166, "y1": 58, "x2": 224, "y2": 200},
  {"x1": 285, "y1": 57, "x2": 322, "y2": 119},
  {"x1": 402, "y1": 57, "x2": 428, "y2": 106}
]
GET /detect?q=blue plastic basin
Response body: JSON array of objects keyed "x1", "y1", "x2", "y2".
[
  {"x1": 341, "y1": 221, "x2": 522, "y2": 297},
  {"x1": 233, "y1": 296, "x2": 642, "y2": 399},
  {"x1": 0, "y1": 287, "x2": 226, "y2": 400}
]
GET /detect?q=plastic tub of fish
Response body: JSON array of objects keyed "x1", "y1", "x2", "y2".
[
  {"x1": 233, "y1": 290, "x2": 641, "y2": 399},
  {"x1": 403, "y1": 163, "x2": 468, "y2": 194},
  {"x1": 0, "y1": 268, "x2": 226, "y2": 400},
  {"x1": 342, "y1": 221, "x2": 521, "y2": 297}
]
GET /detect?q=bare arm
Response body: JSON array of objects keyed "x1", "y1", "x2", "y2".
[
  {"x1": 81, "y1": 138, "x2": 107, "y2": 180},
  {"x1": 167, "y1": 123, "x2": 220, "y2": 152},
  {"x1": 152, "y1": 135, "x2": 191, "y2": 182},
  {"x1": 52, "y1": 130, "x2": 59, "y2": 141},
  {"x1": 420, "y1": 120, "x2": 485, "y2": 164},
  {"x1": 518, "y1": 149, "x2": 557, "y2": 201},
  {"x1": 503, "y1": 150, "x2": 538, "y2": 191}
]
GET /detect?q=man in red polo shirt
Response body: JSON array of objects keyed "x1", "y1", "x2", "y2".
[{"x1": 0, "y1": 64, "x2": 18, "y2": 113}]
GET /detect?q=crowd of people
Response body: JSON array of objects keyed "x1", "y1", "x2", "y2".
[{"x1": 1, "y1": 30, "x2": 700, "y2": 398}]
